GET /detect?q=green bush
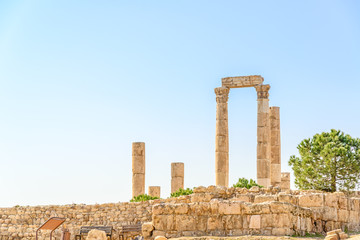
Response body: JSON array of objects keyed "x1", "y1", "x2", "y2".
[
  {"x1": 233, "y1": 178, "x2": 263, "y2": 189},
  {"x1": 170, "y1": 188, "x2": 193, "y2": 198},
  {"x1": 130, "y1": 194, "x2": 159, "y2": 202}
]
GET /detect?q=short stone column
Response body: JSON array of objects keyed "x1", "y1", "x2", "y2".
[
  {"x1": 132, "y1": 142, "x2": 145, "y2": 198},
  {"x1": 270, "y1": 106, "x2": 281, "y2": 187},
  {"x1": 171, "y1": 162, "x2": 184, "y2": 193},
  {"x1": 255, "y1": 84, "x2": 271, "y2": 188},
  {"x1": 281, "y1": 172, "x2": 290, "y2": 191},
  {"x1": 148, "y1": 186, "x2": 160, "y2": 198},
  {"x1": 215, "y1": 87, "x2": 230, "y2": 187}
]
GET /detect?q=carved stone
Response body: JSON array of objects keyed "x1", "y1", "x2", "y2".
[
  {"x1": 281, "y1": 172, "x2": 290, "y2": 191},
  {"x1": 255, "y1": 84, "x2": 271, "y2": 187},
  {"x1": 171, "y1": 162, "x2": 184, "y2": 193},
  {"x1": 132, "y1": 142, "x2": 145, "y2": 197},
  {"x1": 215, "y1": 87, "x2": 230, "y2": 187},
  {"x1": 148, "y1": 186, "x2": 161, "y2": 198},
  {"x1": 222, "y1": 75, "x2": 264, "y2": 88},
  {"x1": 270, "y1": 107, "x2": 281, "y2": 187}
]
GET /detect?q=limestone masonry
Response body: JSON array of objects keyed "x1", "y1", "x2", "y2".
[
  {"x1": 215, "y1": 75, "x2": 285, "y2": 188},
  {"x1": 3, "y1": 186, "x2": 360, "y2": 239}
]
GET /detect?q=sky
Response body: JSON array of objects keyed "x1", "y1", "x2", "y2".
[{"x1": 0, "y1": 1, "x2": 359, "y2": 207}]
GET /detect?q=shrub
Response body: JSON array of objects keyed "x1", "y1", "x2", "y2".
[
  {"x1": 233, "y1": 178, "x2": 263, "y2": 189},
  {"x1": 170, "y1": 188, "x2": 193, "y2": 198},
  {"x1": 130, "y1": 194, "x2": 159, "y2": 202}
]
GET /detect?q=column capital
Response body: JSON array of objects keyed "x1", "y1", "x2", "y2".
[
  {"x1": 214, "y1": 87, "x2": 230, "y2": 103},
  {"x1": 254, "y1": 84, "x2": 270, "y2": 99}
]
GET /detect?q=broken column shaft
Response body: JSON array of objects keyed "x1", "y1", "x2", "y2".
[
  {"x1": 132, "y1": 142, "x2": 145, "y2": 198},
  {"x1": 171, "y1": 162, "x2": 184, "y2": 193}
]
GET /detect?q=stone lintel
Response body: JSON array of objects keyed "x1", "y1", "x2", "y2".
[{"x1": 222, "y1": 75, "x2": 264, "y2": 88}]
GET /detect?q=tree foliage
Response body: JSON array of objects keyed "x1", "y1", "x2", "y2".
[
  {"x1": 289, "y1": 129, "x2": 360, "y2": 192},
  {"x1": 170, "y1": 188, "x2": 193, "y2": 198},
  {"x1": 130, "y1": 194, "x2": 159, "y2": 202},
  {"x1": 233, "y1": 178, "x2": 263, "y2": 189}
]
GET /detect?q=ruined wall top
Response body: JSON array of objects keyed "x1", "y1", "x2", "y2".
[{"x1": 222, "y1": 75, "x2": 264, "y2": 88}]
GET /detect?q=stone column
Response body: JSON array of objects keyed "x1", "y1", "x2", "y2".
[
  {"x1": 132, "y1": 142, "x2": 145, "y2": 198},
  {"x1": 215, "y1": 87, "x2": 230, "y2": 187},
  {"x1": 255, "y1": 84, "x2": 271, "y2": 188},
  {"x1": 270, "y1": 106, "x2": 281, "y2": 187},
  {"x1": 171, "y1": 162, "x2": 184, "y2": 193},
  {"x1": 281, "y1": 172, "x2": 290, "y2": 191},
  {"x1": 148, "y1": 186, "x2": 160, "y2": 198}
]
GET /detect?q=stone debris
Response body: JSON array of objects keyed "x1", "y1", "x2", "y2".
[{"x1": 86, "y1": 229, "x2": 107, "y2": 240}]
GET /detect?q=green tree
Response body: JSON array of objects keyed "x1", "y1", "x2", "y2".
[
  {"x1": 289, "y1": 129, "x2": 360, "y2": 192},
  {"x1": 233, "y1": 178, "x2": 263, "y2": 189}
]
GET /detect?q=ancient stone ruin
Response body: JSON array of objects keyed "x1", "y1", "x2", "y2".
[
  {"x1": 215, "y1": 75, "x2": 286, "y2": 188},
  {"x1": 3, "y1": 75, "x2": 357, "y2": 240}
]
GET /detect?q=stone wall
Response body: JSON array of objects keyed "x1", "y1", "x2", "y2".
[
  {"x1": 2, "y1": 186, "x2": 360, "y2": 240},
  {"x1": 149, "y1": 186, "x2": 360, "y2": 238},
  {"x1": 0, "y1": 201, "x2": 153, "y2": 240}
]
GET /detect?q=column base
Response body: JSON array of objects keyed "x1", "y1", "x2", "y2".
[{"x1": 257, "y1": 178, "x2": 270, "y2": 188}]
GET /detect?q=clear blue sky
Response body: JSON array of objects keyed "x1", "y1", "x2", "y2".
[{"x1": 0, "y1": 1, "x2": 359, "y2": 207}]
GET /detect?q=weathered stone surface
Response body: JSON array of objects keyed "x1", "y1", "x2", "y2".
[
  {"x1": 149, "y1": 186, "x2": 161, "y2": 198},
  {"x1": 142, "y1": 222, "x2": 154, "y2": 238},
  {"x1": 255, "y1": 85, "x2": 271, "y2": 188},
  {"x1": 132, "y1": 142, "x2": 145, "y2": 197},
  {"x1": 86, "y1": 229, "x2": 107, "y2": 240},
  {"x1": 222, "y1": 75, "x2": 264, "y2": 88},
  {"x1": 215, "y1": 87, "x2": 230, "y2": 187},
  {"x1": 281, "y1": 172, "x2": 291, "y2": 191},
  {"x1": 154, "y1": 236, "x2": 167, "y2": 240},
  {"x1": 249, "y1": 215, "x2": 261, "y2": 229},
  {"x1": 299, "y1": 194, "x2": 324, "y2": 207}
]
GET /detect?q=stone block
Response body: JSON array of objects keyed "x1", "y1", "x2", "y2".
[
  {"x1": 189, "y1": 202, "x2": 211, "y2": 216},
  {"x1": 132, "y1": 173, "x2": 145, "y2": 197},
  {"x1": 132, "y1": 142, "x2": 145, "y2": 156},
  {"x1": 243, "y1": 203, "x2": 271, "y2": 215},
  {"x1": 132, "y1": 156, "x2": 145, "y2": 174},
  {"x1": 299, "y1": 194, "x2": 324, "y2": 207},
  {"x1": 339, "y1": 197, "x2": 348, "y2": 210},
  {"x1": 249, "y1": 215, "x2": 261, "y2": 229},
  {"x1": 174, "y1": 204, "x2": 189, "y2": 214},
  {"x1": 221, "y1": 75, "x2": 264, "y2": 88},
  {"x1": 218, "y1": 201, "x2": 241, "y2": 215},
  {"x1": 86, "y1": 229, "x2": 107, "y2": 240},
  {"x1": 338, "y1": 210, "x2": 349, "y2": 222},
  {"x1": 254, "y1": 194, "x2": 278, "y2": 203},
  {"x1": 148, "y1": 186, "x2": 160, "y2": 198},
  {"x1": 207, "y1": 217, "x2": 223, "y2": 230},
  {"x1": 325, "y1": 194, "x2": 339, "y2": 208},
  {"x1": 223, "y1": 215, "x2": 243, "y2": 230},
  {"x1": 171, "y1": 177, "x2": 184, "y2": 194},
  {"x1": 142, "y1": 222, "x2": 154, "y2": 238},
  {"x1": 154, "y1": 236, "x2": 167, "y2": 240},
  {"x1": 175, "y1": 215, "x2": 196, "y2": 231},
  {"x1": 269, "y1": 201, "x2": 293, "y2": 214},
  {"x1": 152, "y1": 215, "x2": 175, "y2": 231},
  {"x1": 171, "y1": 162, "x2": 184, "y2": 178},
  {"x1": 323, "y1": 207, "x2": 337, "y2": 221}
]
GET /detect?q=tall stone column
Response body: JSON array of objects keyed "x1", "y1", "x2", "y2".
[
  {"x1": 171, "y1": 162, "x2": 184, "y2": 193},
  {"x1": 255, "y1": 84, "x2": 271, "y2": 188},
  {"x1": 270, "y1": 106, "x2": 281, "y2": 187},
  {"x1": 132, "y1": 142, "x2": 145, "y2": 198},
  {"x1": 215, "y1": 87, "x2": 230, "y2": 187}
]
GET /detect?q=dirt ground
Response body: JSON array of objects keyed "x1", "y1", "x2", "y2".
[{"x1": 171, "y1": 233, "x2": 360, "y2": 240}]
